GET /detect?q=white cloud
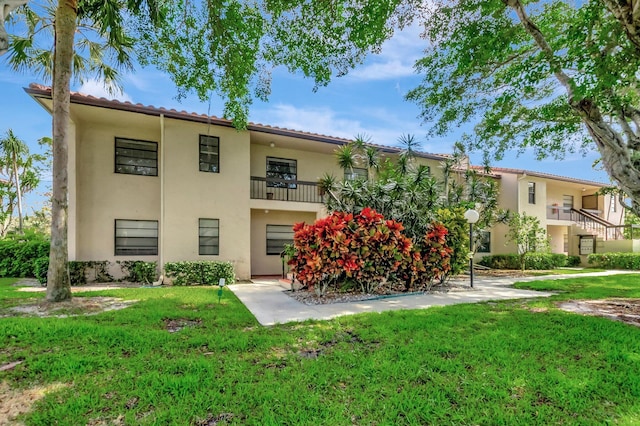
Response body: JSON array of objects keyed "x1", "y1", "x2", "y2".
[
  {"x1": 77, "y1": 79, "x2": 133, "y2": 102},
  {"x1": 348, "y1": 23, "x2": 426, "y2": 82},
  {"x1": 251, "y1": 103, "x2": 449, "y2": 154}
]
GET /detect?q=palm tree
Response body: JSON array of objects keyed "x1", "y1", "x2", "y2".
[
  {"x1": 0, "y1": 129, "x2": 28, "y2": 233},
  {"x1": 5, "y1": 0, "x2": 164, "y2": 302}
]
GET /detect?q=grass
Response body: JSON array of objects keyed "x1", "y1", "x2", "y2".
[
  {"x1": 526, "y1": 267, "x2": 606, "y2": 276},
  {"x1": 1, "y1": 275, "x2": 639, "y2": 425}
]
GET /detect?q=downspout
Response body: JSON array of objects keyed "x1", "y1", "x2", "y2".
[{"x1": 159, "y1": 114, "x2": 165, "y2": 283}]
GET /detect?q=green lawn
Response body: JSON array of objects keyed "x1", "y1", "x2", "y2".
[{"x1": 1, "y1": 276, "x2": 639, "y2": 425}]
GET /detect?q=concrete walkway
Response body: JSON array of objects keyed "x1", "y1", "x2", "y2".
[{"x1": 229, "y1": 270, "x2": 637, "y2": 326}]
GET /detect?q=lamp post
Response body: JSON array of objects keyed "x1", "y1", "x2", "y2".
[{"x1": 464, "y1": 209, "x2": 480, "y2": 288}]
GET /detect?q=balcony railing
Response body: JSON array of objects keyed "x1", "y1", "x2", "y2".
[
  {"x1": 546, "y1": 205, "x2": 578, "y2": 221},
  {"x1": 250, "y1": 176, "x2": 324, "y2": 203},
  {"x1": 546, "y1": 206, "x2": 640, "y2": 240}
]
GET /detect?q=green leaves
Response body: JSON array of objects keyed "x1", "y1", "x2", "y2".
[{"x1": 139, "y1": 0, "x2": 416, "y2": 126}]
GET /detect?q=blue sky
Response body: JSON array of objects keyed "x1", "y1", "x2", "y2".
[{"x1": 0, "y1": 22, "x2": 611, "y2": 212}]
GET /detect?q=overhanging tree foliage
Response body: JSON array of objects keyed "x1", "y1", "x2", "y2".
[
  {"x1": 3, "y1": 0, "x2": 420, "y2": 301},
  {"x1": 406, "y1": 0, "x2": 640, "y2": 216}
]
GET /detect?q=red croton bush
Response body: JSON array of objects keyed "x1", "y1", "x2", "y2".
[{"x1": 288, "y1": 208, "x2": 453, "y2": 294}]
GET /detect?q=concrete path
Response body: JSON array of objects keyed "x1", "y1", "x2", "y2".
[{"x1": 229, "y1": 270, "x2": 638, "y2": 326}]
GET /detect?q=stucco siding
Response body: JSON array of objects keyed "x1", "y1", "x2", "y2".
[
  {"x1": 75, "y1": 119, "x2": 161, "y2": 261},
  {"x1": 250, "y1": 209, "x2": 317, "y2": 276},
  {"x1": 162, "y1": 120, "x2": 252, "y2": 279}
]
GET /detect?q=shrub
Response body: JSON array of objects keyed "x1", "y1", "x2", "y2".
[
  {"x1": 68, "y1": 261, "x2": 87, "y2": 285},
  {"x1": 479, "y1": 254, "x2": 521, "y2": 270},
  {"x1": 480, "y1": 253, "x2": 572, "y2": 270},
  {"x1": 436, "y1": 207, "x2": 468, "y2": 277},
  {"x1": 33, "y1": 257, "x2": 49, "y2": 285},
  {"x1": 0, "y1": 237, "x2": 50, "y2": 278},
  {"x1": 164, "y1": 261, "x2": 236, "y2": 286},
  {"x1": 289, "y1": 208, "x2": 414, "y2": 295},
  {"x1": 566, "y1": 255, "x2": 581, "y2": 267},
  {"x1": 397, "y1": 222, "x2": 453, "y2": 291},
  {"x1": 118, "y1": 261, "x2": 157, "y2": 284},
  {"x1": 588, "y1": 253, "x2": 640, "y2": 269}
]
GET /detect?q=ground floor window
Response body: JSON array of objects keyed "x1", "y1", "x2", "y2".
[
  {"x1": 115, "y1": 219, "x2": 158, "y2": 255},
  {"x1": 266, "y1": 224, "x2": 294, "y2": 255},
  {"x1": 199, "y1": 218, "x2": 220, "y2": 255},
  {"x1": 477, "y1": 231, "x2": 491, "y2": 253}
]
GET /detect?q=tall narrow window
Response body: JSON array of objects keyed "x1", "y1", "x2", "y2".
[
  {"x1": 610, "y1": 194, "x2": 617, "y2": 212},
  {"x1": 115, "y1": 138, "x2": 158, "y2": 176},
  {"x1": 199, "y1": 219, "x2": 219, "y2": 255},
  {"x1": 199, "y1": 135, "x2": 220, "y2": 173},
  {"x1": 266, "y1": 224, "x2": 294, "y2": 255},
  {"x1": 528, "y1": 182, "x2": 536, "y2": 204},
  {"x1": 562, "y1": 195, "x2": 574, "y2": 210},
  {"x1": 344, "y1": 167, "x2": 368, "y2": 181},
  {"x1": 266, "y1": 157, "x2": 297, "y2": 189},
  {"x1": 477, "y1": 231, "x2": 491, "y2": 253},
  {"x1": 115, "y1": 220, "x2": 158, "y2": 255}
]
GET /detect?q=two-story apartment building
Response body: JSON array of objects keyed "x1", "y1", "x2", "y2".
[
  {"x1": 26, "y1": 84, "x2": 449, "y2": 279},
  {"x1": 472, "y1": 167, "x2": 632, "y2": 260},
  {"x1": 27, "y1": 84, "x2": 635, "y2": 278}
]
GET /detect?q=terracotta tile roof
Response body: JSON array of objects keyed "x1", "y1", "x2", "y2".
[
  {"x1": 471, "y1": 165, "x2": 608, "y2": 187},
  {"x1": 25, "y1": 83, "x2": 450, "y2": 161}
]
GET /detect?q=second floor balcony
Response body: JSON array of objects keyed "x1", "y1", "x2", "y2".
[{"x1": 250, "y1": 176, "x2": 324, "y2": 203}]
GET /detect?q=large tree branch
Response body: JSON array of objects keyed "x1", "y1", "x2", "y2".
[
  {"x1": 0, "y1": 1, "x2": 28, "y2": 55},
  {"x1": 503, "y1": 0, "x2": 573, "y2": 92},
  {"x1": 602, "y1": 0, "x2": 640, "y2": 52},
  {"x1": 505, "y1": 0, "x2": 640, "y2": 216}
]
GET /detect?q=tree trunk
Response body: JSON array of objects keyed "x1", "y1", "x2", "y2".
[
  {"x1": 11, "y1": 152, "x2": 23, "y2": 233},
  {"x1": 46, "y1": 0, "x2": 76, "y2": 302}
]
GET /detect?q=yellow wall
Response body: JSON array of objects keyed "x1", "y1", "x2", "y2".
[
  {"x1": 250, "y1": 144, "x2": 343, "y2": 181},
  {"x1": 250, "y1": 209, "x2": 318, "y2": 275},
  {"x1": 162, "y1": 119, "x2": 252, "y2": 278},
  {"x1": 75, "y1": 113, "x2": 161, "y2": 262}
]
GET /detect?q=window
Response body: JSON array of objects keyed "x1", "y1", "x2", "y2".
[
  {"x1": 267, "y1": 157, "x2": 297, "y2": 189},
  {"x1": 266, "y1": 224, "x2": 294, "y2": 255},
  {"x1": 528, "y1": 182, "x2": 536, "y2": 204},
  {"x1": 115, "y1": 220, "x2": 158, "y2": 255},
  {"x1": 199, "y1": 135, "x2": 220, "y2": 173},
  {"x1": 610, "y1": 194, "x2": 617, "y2": 212},
  {"x1": 115, "y1": 138, "x2": 158, "y2": 176},
  {"x1": 344, "y1": 167, "x2": 368, "y2": 181},
  {"x1": 562, "y1": 195, "x2": 574, "y2": 210},
  {"x1": 199, "y1": 218, "x2": 219, "y2": 255},
  {"x1": 477, "y1": 231, "x2": 491, "y2": 253}
]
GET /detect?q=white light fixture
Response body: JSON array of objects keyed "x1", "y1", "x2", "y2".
[
  {"x1": 264, "y1": 209, "x2": 269, "y2": 214},
  {"x1": 464, "y1": 208, "x2": 480, "y2": 288},
  {"x1": 464, "y1": 209, "x2": 480, "y2": 224},
  {"x1": 269, "y1": 142, "x2": 275, "y2": 148}
]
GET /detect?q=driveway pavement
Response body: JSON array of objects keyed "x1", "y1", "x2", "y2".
[{"x1": 228, "y1": 270, "x2": 637, "y2": 326}]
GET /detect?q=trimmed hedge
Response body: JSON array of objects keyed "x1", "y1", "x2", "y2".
[
  {"x1": 118, "y1": 261, "x2": 157, "y2": 284},
  {"x1": 588, "y1": 253, "x2": 640, "y2": 269},
  {"x1": 479, "y1": 253, "x2": 577, "y2": 270},
  {"x1": 0, "y1": 238, "x2": 50, "y2": 278},
  {"x1": 164, "y1": 261, "x2": 236, "y2": 286}
]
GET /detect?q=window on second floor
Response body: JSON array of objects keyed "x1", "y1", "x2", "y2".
[
  {"x1": 267, "y1": 157, "x2": 297, "y2": 189},
  {"x1": 528, "y1": 182, "x2": 536, "y2": 204},
  {"x1": 610, "y1": 194, "x2": 617, "y2": 212},
  {"x1": 199, "y1": 135, "x2": 220, "y2": 173},
  {"x1": 115, "y1": 138, "x2": 158, "y2": 176},
  {"x1": 266, "y1": 224, "x2": 294, "y2": 255},
  {"x1": 199, "y1": 218, "x2": 219, "y2": 255},
  {"x1": 562, "y1": 195, "x2": 574, "y2": 212},
  {"x1": 344, "y1": 167, "x2": 368, "y2": 181}
]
